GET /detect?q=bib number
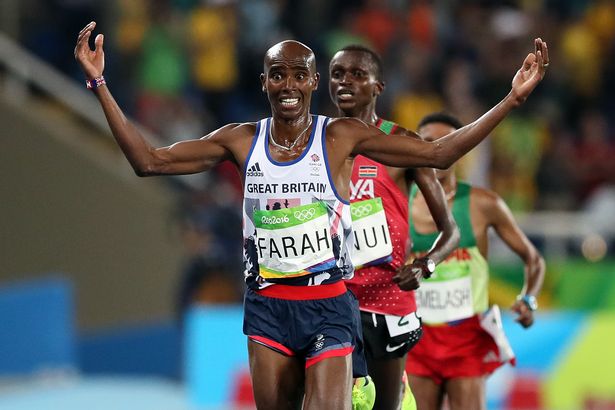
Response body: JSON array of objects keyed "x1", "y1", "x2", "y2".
[
  {"x1": 416, "y1": 276, "x2": 474, "y2": 324},
  {"x1": 254, "y1": 202, "x2": 334, "y2": 278},
  {"x1": 385, "y1": 312, "x2": 421, "y2": 338},
  {"x1": 350, "y1": 198, "x2": 393, "y2": 267}
]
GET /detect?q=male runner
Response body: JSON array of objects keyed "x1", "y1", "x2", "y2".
[
  {"x1": 406, "y1": 112, "x2": 546, "y2": 410},
  {"x1": 75, "y1": 21, "x2": 548, "y2": 409},
  {"x1": 329, "y1": 45, "x2": 459, "y2": 410}
]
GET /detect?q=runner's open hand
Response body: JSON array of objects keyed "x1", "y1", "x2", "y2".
[
  {"x1": 510, "y1": 38, "x2": 549, "y2": 105},
  {"x1": 511, "y1": 299, "x2": 534, "y2": 328},
  {"x1": 74, "y1": 21, "x2": 105, "y2": 79}
]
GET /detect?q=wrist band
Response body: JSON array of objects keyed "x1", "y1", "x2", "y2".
[{"x1": 85, "y1": 76, "x2": 106, "y2": 90}]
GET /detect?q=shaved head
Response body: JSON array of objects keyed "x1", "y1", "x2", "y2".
[
  {"x1": 260, "y1": 40, "x2": 320, "y2": 121},
  {"x1": 264, "y1": 40, "x2": 316, "y2": 73}
]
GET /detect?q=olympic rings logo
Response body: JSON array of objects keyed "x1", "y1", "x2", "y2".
[
  {"x1": 294, "y1": 208, "x2": 316, "y2": 221},
  {"x1": 351, "y1": 204, "x2": 373, "y2": 218}
]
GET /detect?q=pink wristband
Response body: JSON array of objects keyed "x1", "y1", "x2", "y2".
[{"x1": 85, "y1": 76, "x2": 106, "y2": 90}]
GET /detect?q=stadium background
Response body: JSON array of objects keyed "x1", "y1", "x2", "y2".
[{"x1": 1, "y1": 0, "x2": 614, "y2": 409}]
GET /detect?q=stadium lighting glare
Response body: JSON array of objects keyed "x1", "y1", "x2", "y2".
[{"x1": 581, "y1": 234, "x2": 608, "y2": 262}]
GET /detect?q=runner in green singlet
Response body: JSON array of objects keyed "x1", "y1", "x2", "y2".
[{"x1": 406, "y1": 112, "x2": 546, "y2": 410}]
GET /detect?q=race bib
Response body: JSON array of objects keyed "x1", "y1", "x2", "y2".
[
  {"x1": 416, "y1": 276, "x2": 474, "y2": 324},
  {"x1": 350, "y1": 198, "x2": 393, "y2": 268},
  {"x1": 384, "y1": 312, "x2": 421, "y2": 338},
  {"x1": 254, "y1": 202, "x2": 334, "y2": 278}
]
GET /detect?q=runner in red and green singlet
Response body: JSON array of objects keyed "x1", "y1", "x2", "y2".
[{"x1": 406, "y1": 113, "x2": 546, "y2": 410}]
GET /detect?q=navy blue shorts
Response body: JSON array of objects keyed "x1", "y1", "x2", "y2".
[{"x1": 243, "y1": 281, "x2": 367, "y2": 377}]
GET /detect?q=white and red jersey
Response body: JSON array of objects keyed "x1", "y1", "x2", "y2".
[
  {"x1": 346, "y1": 119, "x2": 416, "y2": 316},
  {"x1": 242, "y1": 115, "x2": 354, "y2": 291}
]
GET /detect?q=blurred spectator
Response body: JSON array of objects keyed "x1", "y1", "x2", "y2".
[
  {"x1": 134, "y1": 1, "x2": 191, "y2": 140},
  {"x1": 115, "y1": 0, "x2": 149, "y2": 57},
  {"x1": 404, "y1": 0, "x2": 436, "y2": 50},
  {"x1": 323, "y1": 11, "x2": 368, "y2": 61},
  {"x1": 22, "y1": 0, "x2": 100, "y2": 76},
  {"x1": 535, "y1": 126, "x2": 578, "y2": 211},
  {"x1": 177, "y1": 182, "x2": 243, "y2": 265},
  {"x1": 572, "y1": 109, "x2": 615, "y2": 203},
  {"x1": 391, "y1": 45, "x2": 443, "y2": 131},
  {"x1": 560, "y1": 18, "x2": 602, "y2": 99},
  {"x1": 351, "y1": 0, "x2": 397, "y2": 55},
  {"x1": 112, "y1": 0, "x2": 149, "y2": 107},
  {"x1": 489, "y1": 115, "x2": 549, "y2": 211},
  {"x1": 235, "y1": 0, "x2": 291, "y2": 119},
  {"x1": 175, "y1": 184, "x2": 243, "y2": 318},
  {"x1": 187, "y1": 1, "x2": 239, "y2": 126},
  {"x1": 176, "y1": 258, "x2": 243, "y2": 319}
]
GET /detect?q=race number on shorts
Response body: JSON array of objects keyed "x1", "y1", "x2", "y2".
[{"x1": 385, "y1": 312, "x2": 421, "y2": 338}]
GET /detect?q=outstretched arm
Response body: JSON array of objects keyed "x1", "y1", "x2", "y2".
[
  {"x1": 74, "y1": 22, "x2": 236, "y2": 176},
  {"x1": 486, "y1": 192, "x2": 545, "y2": 328},
  {"x1": 393, "y1": 169, "x2": 460, "y2": 290},
  {"x1": 349, "y1": 39, "x2": 549, "y2": 169}
]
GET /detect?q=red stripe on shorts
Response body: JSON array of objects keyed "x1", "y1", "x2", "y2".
[
  {"x1": 249, "y1": 335, "x2": 295, "y2": 356},
  {"x1": 305, "y1": 346, "x2": 354, "y2": 368},
  {"x1": 256, "y1": 281, "x2": 346, "y2": 300}
]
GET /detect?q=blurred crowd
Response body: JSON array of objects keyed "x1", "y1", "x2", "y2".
[{"x1": 13, "y1": 0, "x2": 615, "y2": 301}]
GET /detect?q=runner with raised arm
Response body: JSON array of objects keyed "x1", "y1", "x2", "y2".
[{"x1": 74, "y1": 22, "x2": 548, "y2": 409}]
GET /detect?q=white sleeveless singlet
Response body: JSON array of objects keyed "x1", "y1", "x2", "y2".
[{"x1": 242, "y1": 115, "x2": 354, "y2": 290}]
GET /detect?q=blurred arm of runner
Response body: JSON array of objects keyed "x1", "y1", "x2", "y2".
[
  {"x1": 480, "y1": 191, "x2": 546, "y2": 328},
  {"x1": 74, "y1": 21, "x2": 246, "y2": 176}
]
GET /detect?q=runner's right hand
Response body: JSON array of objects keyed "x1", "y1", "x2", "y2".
[
  {"x1": 393, "y1": 263, "x2": 422, "y2": 291},
  {"x1": 74, "y1": 21, "x2": 105, "y2": 79},
  {"x1": 509, "y1": 38, "x2": 549, "y2": 105}
]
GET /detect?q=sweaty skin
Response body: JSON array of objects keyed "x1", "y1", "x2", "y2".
[
  {"x1": 328, "y1": 48, "x2": 459, "y2": 410},
  {"x1": 408, "y1": 121, "x2": 546, "y2": 410},
  {"x1": 75, "y1": 20, "x2": 548, "y2": 409}
]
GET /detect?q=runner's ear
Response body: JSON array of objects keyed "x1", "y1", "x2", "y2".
[
  {"x1": 311, "y1": 72, "x2": 320, "y2": 90},
  {"x1": 374, "y1": 80, "x2": 384, "y2": 97}
]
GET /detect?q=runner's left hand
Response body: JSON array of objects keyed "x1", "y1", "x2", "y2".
[
  {"x1": 510, "y1": 38, "x2": 549, "y2": 105},
  {"x1": 511, "y1": 299, "x2": 534, "y2": 328},
  {"x1": 393, "y1": 262, "x2": 423, "y2": 291}
]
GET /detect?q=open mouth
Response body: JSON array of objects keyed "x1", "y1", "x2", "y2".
[
  {"x1": 337, "y1": 90, "x2": 355, "y2": 101},
  {"x1": 280, "y1": 97, "x2": 300, "y2": 108}
]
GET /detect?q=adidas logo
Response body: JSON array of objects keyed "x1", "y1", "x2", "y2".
[{"x1": 246, "y1": 162, "x2": 264, "y2": 177}]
